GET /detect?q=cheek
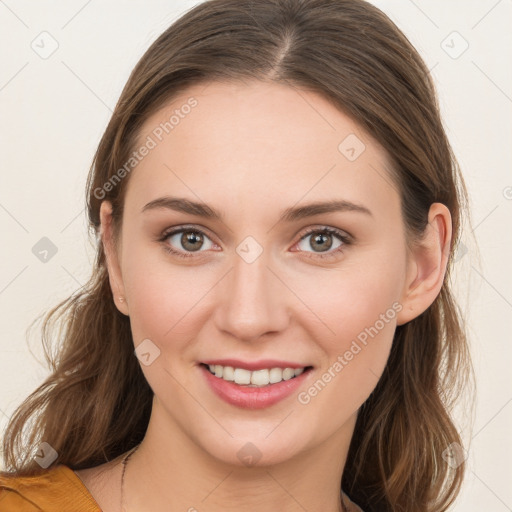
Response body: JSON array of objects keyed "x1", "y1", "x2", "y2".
[
  {"x1": 293, "y1": 282, "x2": 400, "y2": 419},
  {"x1": 121, "y1": 246, "x2": 216, "y2": 346},
  {"x1": 292, "y1": 246, "x2": 405, "y2": 337},
  {"x1": 291, "y1": 251, "x2": 404, "y2": 402}
]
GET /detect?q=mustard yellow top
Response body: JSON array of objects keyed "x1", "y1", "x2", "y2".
[{"x1": 0, "y1": 465, "x2": 101, "y2": 511}]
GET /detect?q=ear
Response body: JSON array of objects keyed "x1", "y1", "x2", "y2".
[
  {"x1": 99, "y1": 201, "x2": 129, "y2": 316},
  {"x1": 396, "y1": 203, "x2": 452, "y2": 326}
]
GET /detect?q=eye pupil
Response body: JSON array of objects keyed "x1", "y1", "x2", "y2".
[{"x1": 182, "y1": 231, "x2": 203, "y2": 251}]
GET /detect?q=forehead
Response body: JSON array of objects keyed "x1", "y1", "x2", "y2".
[{"x1": 125, "y1": 80, "x2": 400, "y2": 221}]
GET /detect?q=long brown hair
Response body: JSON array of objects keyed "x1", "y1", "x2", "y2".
[{"x1": 1, "y1": 1, "x2": 474, "y2": 510}]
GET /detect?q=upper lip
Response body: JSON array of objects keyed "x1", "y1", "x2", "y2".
[{"x1": 200, "y1": 359, "x2": 311, "y2": 371}]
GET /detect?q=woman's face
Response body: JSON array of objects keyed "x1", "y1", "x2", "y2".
[{"x1": 103, "y1": 80, "x2": 417, "y2": 466}]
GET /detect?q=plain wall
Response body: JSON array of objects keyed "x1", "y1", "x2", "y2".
[{"x1": 0, "y1": 1, "x2": 511, "y2": 509}]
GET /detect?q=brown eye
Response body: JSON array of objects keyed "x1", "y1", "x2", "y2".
[
  {"x1": 162, "y1": 228, "x2": 215, "y2": 257},
  {"x1": 308, "y1": 232, "x2": 334, "y2": 252},
  {"x1": 180, "y1": 231, "x2": 204, "y2": 252},
  {"x1": 294, "y1": 227, "x2": 351, "y2": 259}
]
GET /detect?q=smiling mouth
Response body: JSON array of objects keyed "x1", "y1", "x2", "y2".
[{"x1": 200, "y1": 363, "x2": 314, "y2": 387}]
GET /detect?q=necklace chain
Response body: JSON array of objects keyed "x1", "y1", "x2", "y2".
[
  {"x1": 119, "y1": 444, "x2": 349, "y2": 512},
  {"x1": 120, "y1": 444, "x2": 140, "y2": 512}
]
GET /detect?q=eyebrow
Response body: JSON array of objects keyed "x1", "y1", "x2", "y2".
[{"x1": 141, "y1": 196, "x2": 373, "y2": 222}]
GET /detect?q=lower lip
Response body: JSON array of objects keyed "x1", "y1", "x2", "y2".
[{"x1": 200, "y1": 365, "x2": 312, "y2": 409}]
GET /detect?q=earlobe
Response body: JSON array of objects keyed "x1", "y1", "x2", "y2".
[
  {"x1": 99, "y1": 201, "x2": 129, "y2": 316},
  {"x1": 396, "y1": 203, "x2": 452, "y2": 326}
]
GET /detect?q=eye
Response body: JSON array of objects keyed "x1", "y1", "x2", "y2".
[
  {"x1": 159, "y1": 226, "x2": 217, "y2": 258},
  {"x1": 293, "y1": 227, "x2": 351, "y2": 259},
  {"x1": 158, "y1": 225, "x2": 352, "y2": 261}
]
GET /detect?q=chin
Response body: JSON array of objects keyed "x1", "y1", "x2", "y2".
[{"x1": 197, "y1": 429, "x2": 311, "y2": 469}]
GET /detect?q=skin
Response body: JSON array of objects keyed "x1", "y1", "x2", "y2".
[{"x1": 75, "y1": 80, "x2": 452, "y2": 512}]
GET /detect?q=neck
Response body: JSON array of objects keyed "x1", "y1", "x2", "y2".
[{"x1": 122, "y1": 399, "x2": 357, "y2": 512}]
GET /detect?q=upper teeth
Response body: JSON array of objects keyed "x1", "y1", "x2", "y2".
[{"x1": 208, "y1": 364, "x2": 305, "y2": 386}]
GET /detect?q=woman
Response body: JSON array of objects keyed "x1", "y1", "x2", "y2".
[{"x1": 0, "y1": 0, "x2": 473, "y2": 510}]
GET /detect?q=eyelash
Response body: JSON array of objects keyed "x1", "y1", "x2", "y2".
[{"x1": 158, "y1": 225, "x2": 352, "y2": 261}]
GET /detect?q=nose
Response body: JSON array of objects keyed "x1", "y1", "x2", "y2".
[{"x1": 213, "y1": 248, "x2": 290, "y2": 343}]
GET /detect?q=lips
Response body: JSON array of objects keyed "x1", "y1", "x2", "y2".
[{"x1": 198, "y1": 359, "x2": 314, "y2": 409}]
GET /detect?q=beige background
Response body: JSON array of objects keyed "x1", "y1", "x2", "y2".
[{"x1": 0, "y1": 1, "x2": 511, "y2": 509}]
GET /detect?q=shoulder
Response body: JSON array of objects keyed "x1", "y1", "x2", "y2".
[{"x1": 0, "y1": 464, "x2": 101, "y2": 512}]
